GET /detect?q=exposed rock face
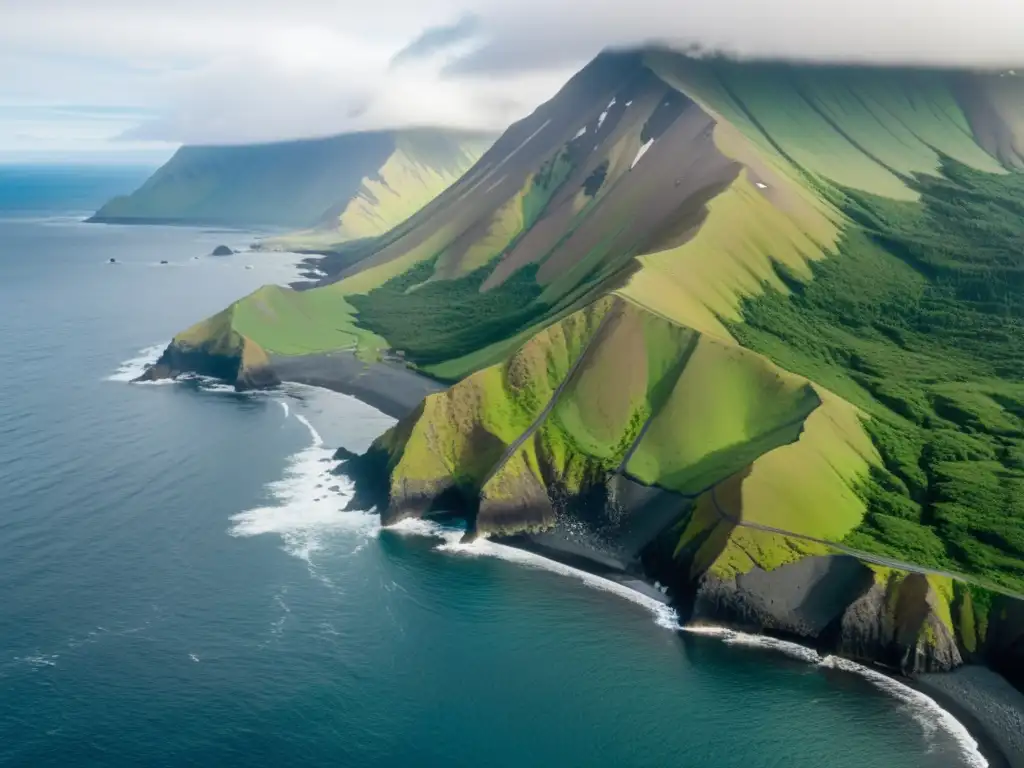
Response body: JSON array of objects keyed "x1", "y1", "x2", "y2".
[
  {"x1": 836, "y1": 573, "x2": 963, "y2": 674},
  {"x1": 692, "y1": 556, "x2": 875, "y2": 639},
  {"x1": 338, "y1": 442, "x2": 1003, "y2": 681},
  {"x1": 978, "y1": 595, "x2": 1024, "y2": 690},
  {"x1": 135, "y1": 339, "x2": 279, "y2": 390},
  {"x1": 211, "y1": 245, "x2": 234, "y2": 256}
]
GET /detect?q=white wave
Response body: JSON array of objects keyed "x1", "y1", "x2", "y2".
[
  {"x1": 189, "y1": 653, "x2": 200, "y2": 663},
  {"x1": 680, "y1": 624, "x2": 987, "y2": 767},
  {"x1": 18, "y1": 653, "x2": 58, "y2": 668},
  {"x1": 106, "y1": 342, "x2": 168, "y2": 382},
  {"x1": 386, "y1": 519, "x2": 680, "y2": 630},
  {"x1": 278, "y1": 400, "x2": 290, "y2": 418},
  {"x1": 294, "y1": 413, "x2": 322, "y2": 446},
  {"x1": 229, "y1": 409, "x2": 378, "y2": 568},
  {"x1": 631, "y1": 138, "x2": 655, "y2": 170},
  {"x1": 819, "y1": 655, "x2": 988, "y2": 768},
  {"x1": 681, "y1": 625, "x2": 821, "y2": 663}
]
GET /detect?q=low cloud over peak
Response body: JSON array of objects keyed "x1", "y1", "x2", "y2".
[{"x1": 3, "y1": 0, "x2": 1023, "y2": 152}]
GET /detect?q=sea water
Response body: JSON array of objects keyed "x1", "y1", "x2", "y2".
[{"x1": 0, "y1": 167, "x2": 987, "y2": 767}]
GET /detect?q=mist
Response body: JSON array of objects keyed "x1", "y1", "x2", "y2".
[{"x1": 3, "y1": 0, "x2": 1023, "y2": 150}]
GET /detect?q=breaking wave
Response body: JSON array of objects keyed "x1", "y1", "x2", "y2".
[
  {"x1": 228, "y1": 410, "x2": 379, "y2": 568},
  {"x1": 106, "y1": 342, "x2": 168, "y2": 382},
  {"x1": 230, "y1": 410, "x2": 986, "y2": 768},
  {"x1": 386, "y1": 518, "x2": 680, "y2": 631},
  {"x1": 680, "y1": 626, "x2": 987, "y2": 767}
]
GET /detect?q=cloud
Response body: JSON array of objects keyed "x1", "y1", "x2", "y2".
[
  {"x1": 390, "y1": 14, "x2": 481, "y2": 68},
  {"x1": 3, "y1": 0, "x2": 1024, "y2": 151}
]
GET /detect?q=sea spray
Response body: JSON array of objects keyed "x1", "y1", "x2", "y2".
[
  {"x1": 106, "y1": 342, "x2": 169, "y2": 382},
  {"x1": 229, "y1": 411, "x2": 379, "y2": 566}
]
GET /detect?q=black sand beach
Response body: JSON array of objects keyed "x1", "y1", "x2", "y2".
[{"x1": 271, "y1": 350, "x2": 443, "y2": 420}]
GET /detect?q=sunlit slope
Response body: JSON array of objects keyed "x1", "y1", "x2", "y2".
[
  {"x1": 92, "y1": 133, "x2": 396, "y2": 228},
  {"x1": 92, "y1": 129, "x2": 489, "y2": 231},
  {"x1": 264, "y1": 131, "x2": 492, "y2": 251},
  {"x1": 359, "y1": 295, "x2": 879, "y2": 546},
  {"x1": 156, "y1": 53, "x2": 1024, "y2": 379},
  {"x1": 373, "y1": 298, "x2": 615, "y2": 524},
  {"x1": 647, "y1": 52, "x2": 1008, "y2": 200}
]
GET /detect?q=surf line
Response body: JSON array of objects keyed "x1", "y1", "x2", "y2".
[
  {"x1": 680, "y1": 625, "x2": 988, "y2": 768},
  {"x1": 385, "y1": 518, "x2": 987, "y2": 768}
]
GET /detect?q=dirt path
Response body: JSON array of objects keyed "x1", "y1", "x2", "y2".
[
  {"x1": 709, "y1": 486, "x2": 1024, "y2": 599},
  {"x1": 481, "y1": 310, "x2": 614, "y2": 487}
]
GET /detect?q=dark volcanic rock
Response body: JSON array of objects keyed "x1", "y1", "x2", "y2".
[
  {"x1": 333, "y1": 446, "x2": 358, "y2": 462},
  {"x1": 211, "y1": 245, "x2": 234, "y2": 256},
  {"x1": 693, "y1": 556, "x2": 875, "y2": 640},
  {"x1": 837, "y1": 573, "x2": 962, "y2": 674},
  {"x1": 134, "y1": 342, "x2": 279, "y2": 390}
]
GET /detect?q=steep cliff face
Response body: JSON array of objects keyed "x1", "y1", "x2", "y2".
[
  {"x1": 92, "y1": 129, "x2": 490, "y2": 231},
  {"x1": 137, "y1": 304, "x2": 277, "y2": 390},
  {"x1": 153, "y1": 49, "x2": 1024, "y2": 681}
]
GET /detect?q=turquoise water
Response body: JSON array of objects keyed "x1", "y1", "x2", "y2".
[{"x1": 0, "y1": 169, "x2": 987, "y2": 767}]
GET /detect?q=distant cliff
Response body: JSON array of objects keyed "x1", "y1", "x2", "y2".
[{"x1": 90, "y1": 129, "x2": 491, "y2": 231}]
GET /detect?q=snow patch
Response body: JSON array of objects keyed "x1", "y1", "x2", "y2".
[{"x1": 631, "y1": 139, "x2": 655, "y2": 170}]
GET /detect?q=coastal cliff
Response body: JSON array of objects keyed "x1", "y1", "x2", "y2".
[{"x1": 141, "y1": 49, "x2": 1024, "y2": 719}]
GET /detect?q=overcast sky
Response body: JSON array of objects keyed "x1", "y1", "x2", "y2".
[{"x1": 2, "y1": 0, "x2": 1023, "y2": 163}]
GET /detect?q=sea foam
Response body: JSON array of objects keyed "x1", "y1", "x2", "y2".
[
  {"x1": 228, "y1": 409, "x2": 380, "y2": 567},
  {"x1": 387, "y1": 518, "x2": 681, "y2": 630},
  {"x1": 234, "y1": 410, "x2": 988, "y2": 768},
  {"x1": 106, "y1": 342, "x2": 169, "y2": 382}
]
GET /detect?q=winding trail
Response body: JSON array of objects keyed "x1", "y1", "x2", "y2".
[
  {"x1": 481, "y1": 309, "x2": 615, "y2": 488},
  {"x1": 708, "y1": 487, "x2": 1024, "y2": 599}
]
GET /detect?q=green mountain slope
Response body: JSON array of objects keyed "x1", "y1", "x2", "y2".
[
  {"x1": 91, "y1": 129, "x2": 490, "y2": 231},
  {"x1": 144, "y1": 51, "x2": 1024, "y2": 687}
]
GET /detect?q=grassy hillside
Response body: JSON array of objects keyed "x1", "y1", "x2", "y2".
[
  {"x1": 154, "y1": 51, "x2": 1024, "y2": 618},
  {"x1": 92, "y1": 129, "x2": 489, "y2": 231}
]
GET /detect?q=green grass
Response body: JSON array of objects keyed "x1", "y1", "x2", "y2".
[
  {"x1": 729, "y1": 158, "x2": 1024, "y2": 592},
  {"x1": 347, "y1": 258, "x2": 549, "y2": 369},
  {"x1": 625, "y1": 333, "x2": 819, "y2": 494}
]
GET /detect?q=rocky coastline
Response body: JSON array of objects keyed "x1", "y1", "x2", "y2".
[{"x1": 137, "y1": 333, "x2": 1024, "y2": 767}]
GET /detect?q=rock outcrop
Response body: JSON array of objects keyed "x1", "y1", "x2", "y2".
[{"x1": 136, "y1": 336, "x2": 279, "y2": 390}]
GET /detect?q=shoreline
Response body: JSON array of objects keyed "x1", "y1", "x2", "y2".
[
  {"x1": 451, "y1": 525, "x2": 1005, "y2": 768},
  {"x1": 118, "y1": 339, "x2": 1018, "y2": 768},
  {"x1": 915, "y1": 669, "x2": 1024, "y2": 768},
  {"x1": 270, "y1": 350, "x2": 444, "y2": 420},
  {"x1": 483, "y1": 531, "x2": 1012, "y2": 768}
]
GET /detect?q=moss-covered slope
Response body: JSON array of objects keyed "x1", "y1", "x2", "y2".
[{"x1": 151, "y1": 50, "x2": 1024, "y2": 679}]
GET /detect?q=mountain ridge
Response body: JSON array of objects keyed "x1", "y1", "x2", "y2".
[
  {"x1": 134, "y1": 49, "x2": 1024, "y2": 736},
  {"x1": 90, "y1": 128, "x2": 492, "y2": 233}
]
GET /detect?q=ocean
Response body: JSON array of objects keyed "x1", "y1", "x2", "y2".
[{"x1": 0, "y1": 167, "x2": 988, "y2": 767}]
